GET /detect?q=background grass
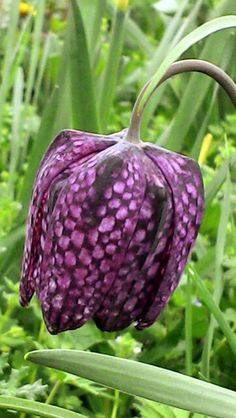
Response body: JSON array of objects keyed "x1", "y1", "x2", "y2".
[{"x1": 0, "y1": 0, "x2": 236, "y2": 417}]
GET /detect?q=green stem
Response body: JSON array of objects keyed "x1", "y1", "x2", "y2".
[
  {"x1": 185, "y1": 274, "x2": 193, "y2": 376},
  {"x1": 111, "y1": 389, "x2": 120, "y2": 418},
  {"x1": 46, "y1": 381, "x2": 62, "y2": 405}
]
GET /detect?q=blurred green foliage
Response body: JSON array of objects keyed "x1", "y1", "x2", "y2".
[{"x1": 0, "y1": 0, "x2": 236, "y2": 417}]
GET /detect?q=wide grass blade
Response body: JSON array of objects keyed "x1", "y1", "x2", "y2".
[
  {"x1": 98, "y1": 2, "x2": 129, "y2": 131},
  {"x1": 0, "y1": 396, "x2": 86, "y2": 418},
  {"x1": 26, "y1": 349, "x2": 236, "y2": 418},
  {"x1": 69, "y1": 0, "x2": 99, "y2": 132}
]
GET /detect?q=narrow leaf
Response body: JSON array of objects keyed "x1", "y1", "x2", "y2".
[{"x1": 69, "y1": 0, "x2": 99, "y2": 132}]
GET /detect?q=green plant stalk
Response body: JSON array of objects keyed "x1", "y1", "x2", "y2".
[
  {"x1": 26, "y1": 349, "x2": 236, "y2": 418},
  {"x1": 45, "y1": 380, "x2": 62, "y2": 405},
  {"x1": 188, "y1": 266, "x2": 236, "y2": 358},
  {"x1": 201, "y1": 172, "x2": 232, "y2": 379},
  {"x1": 98, "y1": 4, "x2": 128, "y2": 131},
  {"x1": 185, "y1": 274, "x2": 193, "y2": 376},
  {"x1": 111, "y1": 389, "x2": 120, "y2": 418},
  {"x1": 0, "y1": 396, "x2": 85, "y2": 418}
]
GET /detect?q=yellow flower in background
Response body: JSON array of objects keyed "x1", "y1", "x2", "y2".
[
  {"x1": 19, "y1": 2, "x2": 36, "y2": 16},
  {"x1": 198, "y1": 133, "x2": 213, "y2": 165},
  {"x1": 116, "y1": 0, "x2": 129, "y2": 11}
]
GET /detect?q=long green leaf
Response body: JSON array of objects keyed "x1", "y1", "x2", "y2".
[
  {"x1": 69, "y1": 0, "x2": 99, "y2": 132},
  {"x1": 98, "y1": 3, "x2": 128, "y2": 131},
  {"x1": 26, "y1": 350, "x2": 236, "y2": 418},
  {"x1": 138, "y1": 16, "x2": 236, "y2": 116},
  {"x1": 0, "y1": 396, "x2": 86, "y2": 418}
]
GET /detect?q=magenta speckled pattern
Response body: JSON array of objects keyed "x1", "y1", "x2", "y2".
[{"x1": 20, "y1": 129, "x2": 204, "y2": 334}]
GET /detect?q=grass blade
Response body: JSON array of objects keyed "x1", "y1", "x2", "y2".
[
  {"x1": 201, "y1": 172, "x2": 232, "y2": 379},
  {"x1": 69, "y1": 0, "x2": 99, "y2": 132},
  {"x1": 0, "y1": 396, "x2": 86, "y2": 418},
  {"x1": 33, "y1": 32, "x2": 53, "y2": 106},
  {"x1": 189, "y1": 266, "x2": 236, "y2": 359},
  {"x1": 0, "y1": 0, "x2": 20, "y2": 133},
  {"x1": 98, "y1": 2, "x2": 129, "y2": 131},
  {"x1": 205, "y1": 152, "x2": 236, "y2": 208},
  {"x1": 26, "y1": 349, "x2": 236, "y2": 418},
  {"x1": 9, "y1": 66, "x2": 24, "y2": 195},
  {"x1": 25, "y1": 0, "x2": 45, "y2": 104}
]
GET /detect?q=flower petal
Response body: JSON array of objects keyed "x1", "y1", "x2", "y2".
[
  {"x1": 37, "y1": 143, "x2": 147, "y2": 334},
  {"x1": 94, "y1": 151, "x2": 172, "y2": 331},
  {"x1": 20, "y1": 130, "x2": 116, "y2": 306},
  {"x1": 135, "y1": 145, "x2": 204, "y2": 329}
]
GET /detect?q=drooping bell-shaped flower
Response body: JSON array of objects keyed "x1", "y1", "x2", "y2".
[{"x1": 20, "y1": 127, "x2": 204, "y2": 334}]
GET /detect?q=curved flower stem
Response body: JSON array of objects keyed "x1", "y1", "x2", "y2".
[{"x1": 126, "y1": 59, "x2": 236, "y2": 143}]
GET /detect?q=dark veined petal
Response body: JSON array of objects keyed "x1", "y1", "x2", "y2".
[
  {"x1": 20, "y1": 130, "x2": 117, "y2": 307},
  {"x1": 135, "y1": 145, "x2": 204, "y2": 329},
  {"x1": 36, "y1": 143, "x2": 148, "y2": 334},
  {"x1": 94, "y1": 151, "x2": 173, "y2": 331}
]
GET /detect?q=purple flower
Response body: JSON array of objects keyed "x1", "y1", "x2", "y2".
[{"x1": 20, "y1": 129, "x2": 204, "y2": 334}]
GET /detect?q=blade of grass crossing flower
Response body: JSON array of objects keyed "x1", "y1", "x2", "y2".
[
  {"x1": 69, "y1": 0, "x2": 99, "y2": 132},
  {"x1": 26, "y1": 349, "x2": 236, "y2": 418},
  {"x1": 0, "y1": 0, "x2": 20, "y2": 134},
  {"x1": 201, "y1": 172, "x2": 232, "y2": 379},
  {"x1": 24, "y1": 0, "x2": 45, "y2": 104},
  {"x1": 188, "y1": 265, "x2": 236, "y2": 359},
  {"x1": 9, "y1": 67, "x2": 24, "y2": 196},
  {"x1": 0, "y1": 396, "x2": 86, "y2": 418},
  {"x1": 98, "y1": 2, "x2": 129, "y2": 131},
  {"x1": 185, "y1": 274, "x2": 193, "y2": 376}
]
